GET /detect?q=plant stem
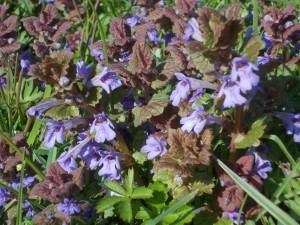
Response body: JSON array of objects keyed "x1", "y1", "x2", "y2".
[{"x1": 15, "y1": 69, "x2": 24, "y2": 108}]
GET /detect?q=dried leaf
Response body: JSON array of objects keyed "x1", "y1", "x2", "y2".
[{"x1": 40, "y1": 4, "x2": 58, "y2": 25}]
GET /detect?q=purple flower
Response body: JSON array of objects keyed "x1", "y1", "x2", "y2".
[
  {"x1": 0, "y1": 188, "x2": 10, "y2": 206},
  {"x1": 170, "y1": 73, "x2": 191, "y2": 106},
  {"x1": 245, "y1": 27, "x2": 253, "y2": 39},
  {"x1": 189, "y1": 89, "x2": 206, "y2": 103},
  {"x1": 57, "y1": 137, "x2": 91, "y2": 173},
  {"x1": 84, "y1": 205, "x2": 95, "y2": 222},
  {"x1": 11, "y1": 175, "x2": 35, "y2": 189},
  {"x1": 98, "y1": 152, "x2": 121, "y2": 180},
  {"x1": 258, "y1": 52, "x2": 272, "y2": 65},
  {"x1": 147, "y1": 27, "x2": 159, "y2": 45},
  {"x1": 20, "y1": 50, "x2": 34, "y2": 74},
  {"x1": 224, "y1": 210, "x2": 244, "y2": 224},
  {"x1": 273, "y1": 112, "x2": 300, "y2": 142},
  {"x1": 57, "y1": 153, "x2": 78, "y2": 173},
  {"x1": 170, "y1": 72, "x2": 217, "y2": 106},
  {"x1": 253, "y1": 152, "x2": 272, "y2": 179},
  {"x1": 80, "y1": 146, "x2": 104, "y2": 170},
  {"x1": 76, "y1": 61, "x2": 93, "y2": 84},
  {"x1": 120, "y1": 90, "x2": 135, "y2": 111},
  {"x1": 163, "y1": 33, "x2": 175, "y2": 44},
  {"x1": 26, "y1": 208, "x2": 36, "y2": 218},
  {"x1": 90, "y1": 113, "x2": 116, "y2": 143},
  {"x1": 44, "y1": 118, "x2": 87, "y2": 148},
  {"x1": 217, "y1": 76, "x2": 247, "y2": 108},
  {"x1": 184, "y1": 18, "x2": 205, "y2": 42},
  {"x1": 91, "y1": 49, "x2": 105, "y2": 60},
  {"x1": 26, "y1": 100, "x2": 63, "y2": 120},
  {"x1": 87, "y1": 67, "x2": 122, "y2": 94},
  {"x1": 180, "y1": 105, "x2": 221, "y2": 134},
  {"x1": 126, "y1": 13, "x2": 143, "y2": 27},
  {"x1": 231, "y1": 55, "x2": 259, "y2": 93},
  {"x1": 141, "y1": 136, "x2": 167, "y2": 160},
  {"x1": 38, "y1": 0, "x2": 54, "y2": 4},
  {"x1": 119, "y1": 51, "x2": 131, "y2": 62},
  {"x1": 44, "y1": 120, "x2": 65, "y2": 148},
  {"x1": 0, "y1": 76, "x2": 6, "y2": 87},
  {"x1": 57, "y1": 198, "x2": 81, "y2": 216}
]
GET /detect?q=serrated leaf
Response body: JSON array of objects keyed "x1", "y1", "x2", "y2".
[
  {"x1": 85, "y1": 87, "x2": 102, "y2": 106},
  {"x1": 44, "y1": 105, "x2": 79, "y2": 120},
  {"x1": 118, "y1": 198, "x2": 133, "y2": 223},
  {"x1": 135, "y1": 206, "x2": 155, "y2": 220},
  {"x1": 132, "y1": 187, "x2": 153, "y2": 199},
  {"x1": 213, "y1": 219, "x2": 232, "y2": 225},
  {"x1": 96, "y1": 196, "x2": 124, "y2": 212},
  {"x1": 241, "y1": 35, "x2": 266, "y2": 61},
  {"x1": 125, "y1": 168, "x2": 134, "y2": 196},
  {"x1": 132, "y1": 91, "x2": 169, "y2": 127},
  {"x1": 185, "y1": 43, "x2": 215, "y2": 74},
  {"x1": 147, "y1": 182, "x2": 169, "y2": 212},
  {"x1": 104, "y1": 180, "x2": 127, "y2": 196},
  {"x1": 132, "y1": 151, "x2": 148, "y2": 164},
  {"x1": 234, "y1": 116, "x2": 271, "y2": 149}
]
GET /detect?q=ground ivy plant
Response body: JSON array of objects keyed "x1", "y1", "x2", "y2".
[{"x1": 0, "y1": 0, "x2": 299, "y2": 224}]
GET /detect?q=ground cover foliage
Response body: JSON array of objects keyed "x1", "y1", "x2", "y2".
[{"x1": 0, "y1": 0, "x2": 299, "y2": 224}]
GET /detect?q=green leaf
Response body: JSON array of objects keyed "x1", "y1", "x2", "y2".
[
  {"x1": 147, "y1": 182, "x2": 169, "y2": 212},
  {"x1": 241, "y1": 35, "x2": 266, "y2": 61},
  {"x1": 162, "y1": 204, "x2": 195, "y2": 225},
  {"x1": 216, "y1": 158, "x2": 299, "y2": 225},
  {"x1": 104, "y1": 180, "x2": 127, "y2": 196},
  {"x1": 213, "y1": 219, "x2": 232, "y2": 225},
  {"x1": 234, "y1": 116, "x2": 271, "y2": 149},
  {"x1": 185, "y1": 43, "x2": 215, "y2": 75},
  {"x1": 132, "y1": 187, "x2": 153, "y2": 199},
  {"x1": 125, "y1": 168, "x2": 134, "y2": 196},
  {"x1": 132, "y1": 90, "x2": 169, "y2": 127},
  {"x1": 85, "y1": 87, "x2": 102, "y2": 106},
  {"x1": 96, "y1": 196, "x2": 124, "y2": 212},
  {"x1": 132, "y1": 151, "x2": 148, "y2": 165},
  {"x1": 45, "y1": 105, "x2": 79, "y2": 120},
  {"x1": 146, "y1": 190, "x2": 198, "y2": 225},
  {"x1": 136, "y1": 206, "x2": 155, "y2": 221},
  {"x1": 118, "y1": 198, "x2": 133, "y2": 223}
]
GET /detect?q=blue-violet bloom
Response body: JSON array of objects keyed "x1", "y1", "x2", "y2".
[
  {"x1": 147, "y1": 27, "x2": 159, "y2": 45},
  {"x1": 90, "y1": 113, "x2": 116, "y2": 143},
  {"x1": 87, "y1": 67, "x2": 122, "y2": 94},
  {"x1": 141, "y1": 135, "x2": 167, "y2": 160},
  {"x1": 57, "y1": 198, "x2": 81, "y2": 216},
  {"x1": 231, "y1": 55, "x2": 259, "y2": 93},
  {"x1": 98, "y1": 152, "x2": 121, "y2": 180},
  {"x1": 26, "y1": 100, "x2": 63, "y2": 120},
  {"x1": 273, "y1": 112, "x2": 300, "y2": 142},
  {"x1": 170, "y1": 72, "x2": 217, "y2": 106},
  {"x1": 224, "y1": 210, "x2": 244, "y2": 224},
  {"x1": 91, "y1": 49, "x2": 105, "y2": 60},
  {"x1": 11, "y1": 175, "x2": 34, "y2": 189},
  {"x1": 180, "y1": 104, "x2": 221, "y2": 134},
  {"x1": 0, "y1": 188, "x2": 10, "y2": 206},
  {"x1": 184, "y1": 18, "x2": 205, "y2": 42},
  {"x1": 44, "y1": 118, "x2": 87, "y2": 148},
  {"x1": 76, "y1": 61, "x2": 93, "y2": 84},
  {"x1": 217, "y1": 76, "x2": 247, "y2": 108}
]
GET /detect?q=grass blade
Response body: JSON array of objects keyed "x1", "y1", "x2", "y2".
[
  {"x1": 146, "y1": 190, "x2": 198, "y2": 225},
  {"x1": 16, "y1": 151, "x2": 25, "y2": 225},
  {"x1": 263, "y1": 134, "x2": 297, "y2": 167},
  {"x1": 215, "y1": 157, "x2": 298, "y2": 225}
]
